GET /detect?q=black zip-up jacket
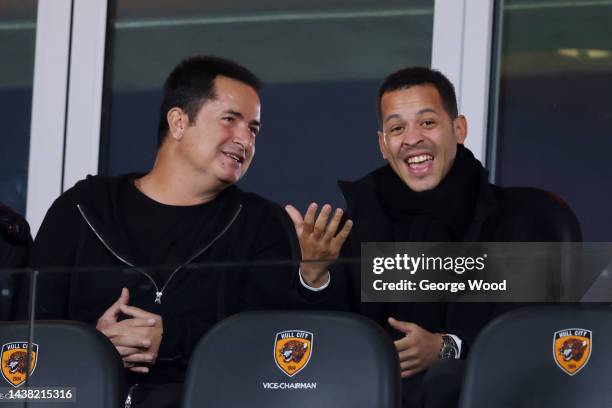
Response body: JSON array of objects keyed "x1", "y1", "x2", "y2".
[
  {"x1": 28, "y1": 174, "x2": 300, "y2": 384},
  {"x1": 322, "y1": 165, "x2": 581, "y2": 356},
  {"x1": 1, "y1": 203, "x2": 32, "y2": 320}
]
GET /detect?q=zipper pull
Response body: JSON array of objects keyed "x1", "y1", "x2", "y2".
[
  {"x1": 125, "y1": 384, "x2": 138, "y2": 408},
  {"x1": 155, "y1": 291, "x2": 163, "y2": 304}
]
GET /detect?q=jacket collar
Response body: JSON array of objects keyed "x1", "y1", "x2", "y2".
[
  {"x1": 77, "y1": 174, "x2": 243, "y2": 265},
  {"x1": 338, "y1": 164, "x2": 499, "y2": 243}
]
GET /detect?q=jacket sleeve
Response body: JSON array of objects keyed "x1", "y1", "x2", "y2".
[
  {"x1": 157, "y1": 312, "x2": 217, "y2": 364},
  {"x1": 243, "y1": 204, "x2": 301, "y2": 310},
  {"x1": 25, "y1": 189, "x2": 83, "y2": 319}
]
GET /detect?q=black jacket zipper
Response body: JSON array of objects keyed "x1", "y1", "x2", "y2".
[{"x1": 77, "y1": 204, "x2": 242, "y2": 304}]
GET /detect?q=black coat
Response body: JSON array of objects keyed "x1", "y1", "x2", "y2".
[
  {"x1": 324, "y1": 165, "x2": 581, "y2": 356},
  {"x1": 1, "y1": 203, "x2": 32, "y2": 320},
  {"x1": 28, "y1": 174, "x2": 300, "y2": 384}
]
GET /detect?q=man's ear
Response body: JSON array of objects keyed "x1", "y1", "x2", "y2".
[
  {"x1": 454, "y1": 115, "x2": 468, "y2": 144},
  {"x1": 378, "y1": 130, "x2": 388, "y2": 159},
  {"x1": 167, "y1": 108, "x2": 187, "y2": 141}
]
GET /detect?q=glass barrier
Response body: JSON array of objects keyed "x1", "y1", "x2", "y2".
[
  {"x1": 4, "y1": 246, "x2": 612, "y2": 323},
  {"x1": 2, "y1": 247, "x2": 612, "y2": 404}
]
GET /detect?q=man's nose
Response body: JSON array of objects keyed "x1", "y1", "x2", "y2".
[
  {"x1": 401, "y1": 125, "x2": 424, "y2": 147},
  {"x1": 232, "y1": 125, "x2": 253, "y2": 149}
]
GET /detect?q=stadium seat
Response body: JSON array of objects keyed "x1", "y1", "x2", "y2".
[
  {"x1": 0, "y1": 321, "x2": 124, "y2": 407},
  {"x1": 504, "y1": 188, "x2": 583, "y2": 299},
  {"x1": 182, "y1": 311, "x2": 401, "y2": 408},
  {"x1": 460, "y1": 306, "x2": 612, "y2": 407}
]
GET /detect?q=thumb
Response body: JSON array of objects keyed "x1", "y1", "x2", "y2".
[
  {"x1": 284, "y1": 205, "x2": 304, "y2": 228},
  {"x1": 388, "y1": 317, "x2": 413, "y2": 334},
  {"x1": 118, "y1": 287, "x2": 130, "y2": 306},
  {"x1": 99, "y1": 288, "x2": 129, "y2": 322}
]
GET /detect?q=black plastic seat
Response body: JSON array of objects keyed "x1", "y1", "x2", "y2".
[
  {"x1": 182, "y1": 311, "x2": 401, "y2": 408},
  {"x1": 0, "y1": 320, "x2": 124, "y2": 407},
  {"x1": 460, "y1": 306, "x2": 612, "y2": 407}
]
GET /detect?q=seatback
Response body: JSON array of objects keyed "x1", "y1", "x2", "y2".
[
  {"x1": 182, "y1": 311, "x2": 401, "y2": 408},
  {"x1": 0, "y1": 321, "x2": 124, "y2": 408},
  {"x1": 508, "y1": 188, "x2": 582, "y2": 243},
  {"x1": 460, "y1": 306, "x2": 612, "y2": 407},
  {"x1": 495, "y1": 187, "x2": 583, "y2": 300}
]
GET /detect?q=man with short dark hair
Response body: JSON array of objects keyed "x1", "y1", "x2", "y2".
[
  {"x1": 288, "y1": 66, "x2": 579, "y2": 408},
  {"x1": 30, "y1": 56, "x2": 300, "y2": 407}
]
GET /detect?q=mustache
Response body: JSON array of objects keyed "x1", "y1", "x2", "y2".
[{"x1": 398, "y1": 144, "x2": 434, "y2": 159}]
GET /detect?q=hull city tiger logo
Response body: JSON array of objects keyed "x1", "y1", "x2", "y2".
[
  {"x1": 553, "y1": 329, "x2": 591, "y2": 376},
  {"x1": 1, "y1": 342, "x2": 38, "y2": 387},
  {"x1": 274, "y1": 330, "x2": 313, "y2": 377}
]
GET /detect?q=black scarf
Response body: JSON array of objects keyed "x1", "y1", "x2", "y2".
[{"x1": 376, "y1": 144, "x2": 482, "y2": 242}]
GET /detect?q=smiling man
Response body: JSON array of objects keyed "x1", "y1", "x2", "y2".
[
  {"x1": 288, "y1": 67, "x2": 579, "y2": 408},
  {"x1": 377, "y1": 81, "x2": 466, "y2": 193},
  {"x1": 29, "y1": 56, "x2": 299, "y2": 407}
]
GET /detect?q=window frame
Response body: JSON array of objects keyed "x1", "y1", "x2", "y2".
[{"x1": 26, "y1": 0, "x2": 495, "y2": 234}]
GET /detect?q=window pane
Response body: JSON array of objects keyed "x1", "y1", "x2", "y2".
[
  {"x1": 0, "y1": 0, "x2": 37, "y2": 215},
  {"x1": 101, "y1": 0, "x2": 433, "y2": 209},
  {"x1": 493, "y1": 0, "x2": 612, "y2": 240}
]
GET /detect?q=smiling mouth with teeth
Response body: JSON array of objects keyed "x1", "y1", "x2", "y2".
[
  {"x1": 224, "y1": 152, "x2": 244, "y2": 163},
  {"x1": 406, "y1": 154, "x2": 433, "y2": 165}
]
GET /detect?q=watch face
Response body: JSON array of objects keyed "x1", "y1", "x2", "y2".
[
  {"x1": 440, "y1": 336, "x2": 458, "y2": 359},
  {"x1": 443, "y1": 347, "x2": 457, "y2": 359}
]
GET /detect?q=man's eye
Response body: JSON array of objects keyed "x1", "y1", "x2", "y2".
[
  {"x1": 249, "y1": 127, "x2": 259, "y2": 137},
  {"x1": 222, "y1": 116, "x2": 235, "y2": 123},
  {"x1": 389, "y1": 126, "x2": 404, "y2": 135},
  {"x1": 421, "y1": 120, "x2": 435, "y2": 128}
]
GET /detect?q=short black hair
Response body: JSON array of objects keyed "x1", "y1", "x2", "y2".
[
  {"x1": 376, "y1": 66, "x2": 458, "y2": 127},
  {"x1": 157, "y1": 55, "x2": 262, "y2": 146}
]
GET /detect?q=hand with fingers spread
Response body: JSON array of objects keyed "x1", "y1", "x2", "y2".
[
  {"x1": 285, "y1": 202, "x2": 353, "y2": 288},
  {"x1": 96, "y1": 288, "x2": 164, "y2": 374},
  {"x1": 388, "y1": 317, "x2": 443, "y2": 378}
]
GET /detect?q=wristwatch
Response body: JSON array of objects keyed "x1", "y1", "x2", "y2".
[{"x1": 438, "y1": 334, "x2": 459, "y2": 360}]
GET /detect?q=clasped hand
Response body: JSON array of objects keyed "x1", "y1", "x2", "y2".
[{"x1": 96, "y1": 288, "x2": 163, "y2": 374}]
